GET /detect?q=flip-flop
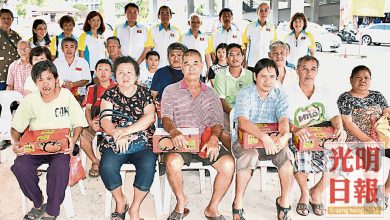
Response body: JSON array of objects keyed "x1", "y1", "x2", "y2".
[
  {"x1": 23, "y1": 203, "x2": 47, "y2": 220},
  {"x1": 88, "y1": 161, "x2": 100, "y2": 178},
  {"x1": 296, "y1": 203, "x2": 309, "y2": 216},
  {"x1": 309, "y1": 201, "x2": 325, "y2": 216},
  {"x1": 111, "y1": 197, "x2": 129, "y2": 220},
  {"x1": 232, "y1": 203, "x2": 245, "y2": 220},
  {"x1": 167, "y1": 208, "x2": 190, "y2": 220}
]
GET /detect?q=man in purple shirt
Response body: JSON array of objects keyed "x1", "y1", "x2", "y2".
[{"x1": 161, "y1": 49, "x2": 234, "y2": 220}]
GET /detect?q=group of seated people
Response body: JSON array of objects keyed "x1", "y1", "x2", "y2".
[{"x1": 8, "y1": 39, "x2": 389, "y2": 220}]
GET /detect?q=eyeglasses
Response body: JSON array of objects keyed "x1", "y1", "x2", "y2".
[
  {"x1": 259, "y1": 9, "x2": 269, "y2": 13},
  {"x1": 18, "y1": 48, "x2": 31, "y2": 52}
]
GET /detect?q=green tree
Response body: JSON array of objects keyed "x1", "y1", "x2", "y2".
[
  {"x1": 73, "y1": 3, "x2": 88, "y2": 12},
  {"x1": 114, "y1": 0, "x2": 149, "y2": 21},
  {"x1": 16, "y1": 4, "x2": 26, "y2": 18}
]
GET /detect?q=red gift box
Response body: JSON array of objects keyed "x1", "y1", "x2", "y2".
[
  {"x1": 238, "y1": 123, "x2": 284, "y2": 148},
  {"x1": 293, "y1": 126, "x2": 336, "y2": 151},
  {"x1": 153, "y1": 128, "x2": 200, "y2": 153},
  {"x1": 19, "y1": 128, "x2": 70, "y2": 155}
]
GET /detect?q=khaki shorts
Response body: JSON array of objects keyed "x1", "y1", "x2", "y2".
[
  {"x1": 232, "y1": 140, "x2": 294, "y2": 174},
  {"x1": 81, "y1": 127, "x2": 96, "y2": 143}
]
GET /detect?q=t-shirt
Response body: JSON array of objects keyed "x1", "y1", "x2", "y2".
[
  {"x1": 150, "y1": 66, "x2": 183, "y2": 101},
  {"x1": 208, "y1": 63, "x2": 228, "y2": 80},
  {"x1": 81, "y1": 80, "x2": 117, "y2": 107},
  {"x1": 78, "y1": 31, "x2": 106, "y2": 71},
  {"x1": 11, "y1": 89, "x2": 88, "y2": 132},
  {"x1": 285, "y1": 83, "x2": 339, "y2": 128},
  {"x1": 214, "y1": 67, "x2": 254, "y2": 108},
  {"x1": 139, "y1": 69, "x2": 155, "y2": 89},
  {"x1": 100, "y1": 85, "x2": 155, "y2": 149}
]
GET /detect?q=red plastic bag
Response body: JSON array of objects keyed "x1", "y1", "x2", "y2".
[
  {"x1": 68, "y1": 156, "x2": 86, "y2": 186},
  {"x1": 198, "y1": 127, "x2": 212, "y2": 159}
]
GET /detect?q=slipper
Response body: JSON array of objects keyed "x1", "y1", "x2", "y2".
[
  {"x1": 23, "y1": 203, "x2": 47, "y2": 220},
  {"x1": 88, "y1": 161, "x2": 100, "y2": 178},
  {"x1": 167, "y1": 208, "x2": 190, "y2": 220},
  {"x1": 276, "y1": 197, "x2": 291, "y2": 220},
  {"x1": 296, "y1": 203, "x2": 309, "y2": 216},
  {"x1": 232, "y1": 203, "x2": 245, "y2": 220},
  {"x1": 40, "y1": 217, "x2": 57, "y2": 220},
  {"x1": 309, "y1": 201, "x2": 325, "y2": 216},
  {"x1": 111, "y1": 198, "x2": 129, "y2": 220},
  {"x1": 205, "y1": 215, "x2": 226, "y2": 220}
]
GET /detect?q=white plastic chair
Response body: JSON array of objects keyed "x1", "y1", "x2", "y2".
[
  {"x1": 104, "y1": 162, "x2": 163, "y2": 220},
  {"x1": 0, "y1": 91, "x2": 23, "y2": 163},
  {"x1": 162, "y1": 162, "x2": 217, "y2": 214},
  {"x1": 21, "y1": 163, "x2": 86, "y2": 219}
]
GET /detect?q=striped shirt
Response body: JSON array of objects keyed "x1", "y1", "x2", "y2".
[
  {"x1": 161, "y1": 80, "x2": 224, "y2": 134},
  {"x1": 6, "y1": 59, "x2": 32, "y2": 95}
]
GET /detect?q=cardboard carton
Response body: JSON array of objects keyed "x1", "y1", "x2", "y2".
[
  {"x1": 293, "y1": 126, "x2": 336, "y2": 151},
  {"x1": 153, "y1": 128, "x2": 200, "y2": 153},
  {"x1": 19, "y1": 128, "x2": 70, "y2": 155},
  {"x1": 238, "y1": 123, "x2": 283, "y2": 148}
]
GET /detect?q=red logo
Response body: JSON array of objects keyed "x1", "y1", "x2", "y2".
[
  {"x1": 75, "y1": 67, "x2": 82, "y2": 71},
  {"x1": 137, "y1": 30, "x2": 142, "y2": 33},
  {"x1": 200, "y1": 37, "x2": 205, "y2": 41},
  {"x1": 266, "y1": 28, "x2": 271, "y2": 32},
  {"x1": 301, "y1": 36, "x2": 306, "y2": 40},
  {"x1": 170, "y1": 33, "x2": 175, "y2": 38},
  {"x1": 233, "y1": 35, "x2": 237, "y2": 39}
]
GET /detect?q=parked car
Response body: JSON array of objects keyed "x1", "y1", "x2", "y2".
[
  {"x1": 358, "y1": 23, "x2": 390, "y2": 46},
  {"x1": 277, "y1": 21, "x2": 342, "y2": 52}
]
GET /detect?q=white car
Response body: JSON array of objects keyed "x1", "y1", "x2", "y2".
[
  {"x1": 358, "y1": 23, "x2": 390, "y2": 46},
  {"x1": 277, "y1": 21, "x2": 341, "y2": 52}
]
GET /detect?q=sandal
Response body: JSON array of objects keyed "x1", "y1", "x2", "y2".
[
  {"x1": 296, "y1": 203, "x2": 309, "y2": 216},
  {"x1": 205, "y1": 215, "x2": 226, "y2": 220},
  {"x1": 111, "y1": 198, "x2": 129, "y2": 220},
  {"x1": 309, "y1": 201, "x2": 325, "y2": 216},
  {"x1": 232, "y1": 204, "x2": 245, "y2": 220},
  {"x1": 167, "y1": 208, "x2": 190, "y2": 220},
  {"x1": 23, "y1": 203, "x2": 47, "y2": 220},
  {"x1": 276, "y1": 197, "x2": 291, "y2": 220},
  {"x1": 40, "y1": 217, "x2": 57, "y2": 220},
  {"x1": 88, "y1": 161, "x2": 100, "y2": 177}
]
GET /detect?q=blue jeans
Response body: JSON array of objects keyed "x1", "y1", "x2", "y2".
[
  {"x1": 99, "y1": 147, "x2": 157, "y2": 191},
  {"x1": 0, "y1": 82, "x2": 6, "y2": 90}
]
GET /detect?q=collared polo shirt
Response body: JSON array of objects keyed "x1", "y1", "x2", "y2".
[
  {"x1": 233, "y1": 84, "x2": 288, "y2": 142},
  {"x1": 181, "y1": 29, "x2": 210, "y2": 77},
  {"x1": 6, "y1": 58, "x2": 32, "y2": 95},
  {"x1": 214, "y1": 67, "x2": 253, "y2": 108},
  {"x1": 145, "y1": 23, "x2": 181, "y2": 67},
  {"x1": 243, "y1": 20, "x2": 277, "y2": 67},
  {"x1": 0, "y1": 28, "x2": 21, "y2": 82},
  {"x1": 54, "y1": 56, "x2": 91, "y2": 96},
  {"x1": 161, "y1": 80, "x2": 224, "y2": 134},
  {"x1": 78, "y1": 31, "x2": 106, "y2": 71},
  {"x1": 206, "y1": 26, "x2": 243, "y2": 54},
  {"x1": 50, "y1": 33, "x2": 77, "y2": 59},
  {"x1": 284, "y1": 30, "x2": 315, "y2": 66},
  {"x1": 82, "y1": 79, "x2": 117, "y2": 107},
  {"x1": 114, "y1": 21, "x2": 149, "y2": 59}
]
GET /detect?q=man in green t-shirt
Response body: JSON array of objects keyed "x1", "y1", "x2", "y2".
[{"x1": 214, "y1": 43, "x2": 253, "y2": 147}]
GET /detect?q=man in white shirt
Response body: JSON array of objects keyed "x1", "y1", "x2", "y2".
[
  {"x1": 181, "y1": 13, "x2": 211, "y2": 81},
  {"x1": 243, "y1": 2, "x2": 277, "y2": 68},
  {"x1": 114, "y1": 3, "x2": 150, "y2": 66},
  {"x1": 146, "y1": 5, "x2": 181, "y2": 68},
  {"x1": 54, "y1": 37, "x2": 91, "y2": 103}
]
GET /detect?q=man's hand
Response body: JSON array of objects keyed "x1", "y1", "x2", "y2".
[
  {"x1": 12, "y1": 142, "x2": 25, "y2": 156},
  {"x1": 262, "y1": 135, "x2": 277, "y2": 155},
  {"x1": 115, "y1": 136, "x2": 129, "y2": 154},
  {"x1": 293, "y1": 128, "x2": 311, "y2": 142},
  {"x1": 170, "y1": 129, "x2": 187, "y2": 149},
  {"x1": 275, "y1": 133, "x2": 289, "y2": 148},
  {"x1": 90, "y1": 118, "x2": 100, "y2": 132},
  {"x1": 64, "y1": 135, "x2": 76, "y2": 155},
  {"x1": 63, "y1": 81, "x2": 74, "y2": 89},
  {"x1": 334, "y1": 127, "x2": 347, "y2": 142},
  {"x1": 201, "y1": 136, "x2": 220, "y2": 162}
]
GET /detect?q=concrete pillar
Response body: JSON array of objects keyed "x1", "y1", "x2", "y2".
[
  {"x1": 102, "y1": 0, "x2": 116, "y2": 25},
  {"x1": 310, "y1": 0, "x2": 319, "y2": 23},
  {"x1": 287, "y1": 0, "x2": 291, "y2": 8},
  {"x1": 290, "y1": 0, "x2": 304, "y2": 18},
  {"x1": 187, "y1": 0, "x2": 194, "y2": 17},
  {"x1": 271, "y1": 0, "x2": 279, "y2": 24},
  {"x1": 152, "y1": 0, "x2": 158, "y2": 22},
  {"x1": 228, "y1": 0, "x2": 242, "y2": 23},
  {"x1": 209, "y1": 0, "x2": 215, "y2": 16}
]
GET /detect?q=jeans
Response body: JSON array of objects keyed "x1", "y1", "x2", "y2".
[{"x1": 100, "y1": 147, "x2": 157, "y2": 191}]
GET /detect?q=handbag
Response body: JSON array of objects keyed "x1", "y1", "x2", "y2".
[
  {"x1": 90, "y1": 85, "x2": 100, "y2": 119},
  {"x1": 375, "y1": 113, "x2": 390, "y2": 149},
  {"x1": 99, "y1": 109, "x2": 148, "y2": 155},
  {"x1": 68, "y1": 156, "x2": 86, "y2": 186}
]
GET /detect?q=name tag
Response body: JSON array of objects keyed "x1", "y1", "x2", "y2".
[
  {"x1": 75, "y1": 67, "x2": 82, "y2": 71},
  {"x1": 137, "y1": 30, "x2": 142, "y2": 33},
  {"x1": 232, "y1": 35, "x2": 237, "y2": 39},
  {"x1": 170, "y1": 33, "x2": 175, "y2": 38},
  {"x1": 301, "y1": 36, "x2": 306, "y2": 40},
  {"x1": 266, "y1": 28, "x2": 271, "y2": 32}
]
